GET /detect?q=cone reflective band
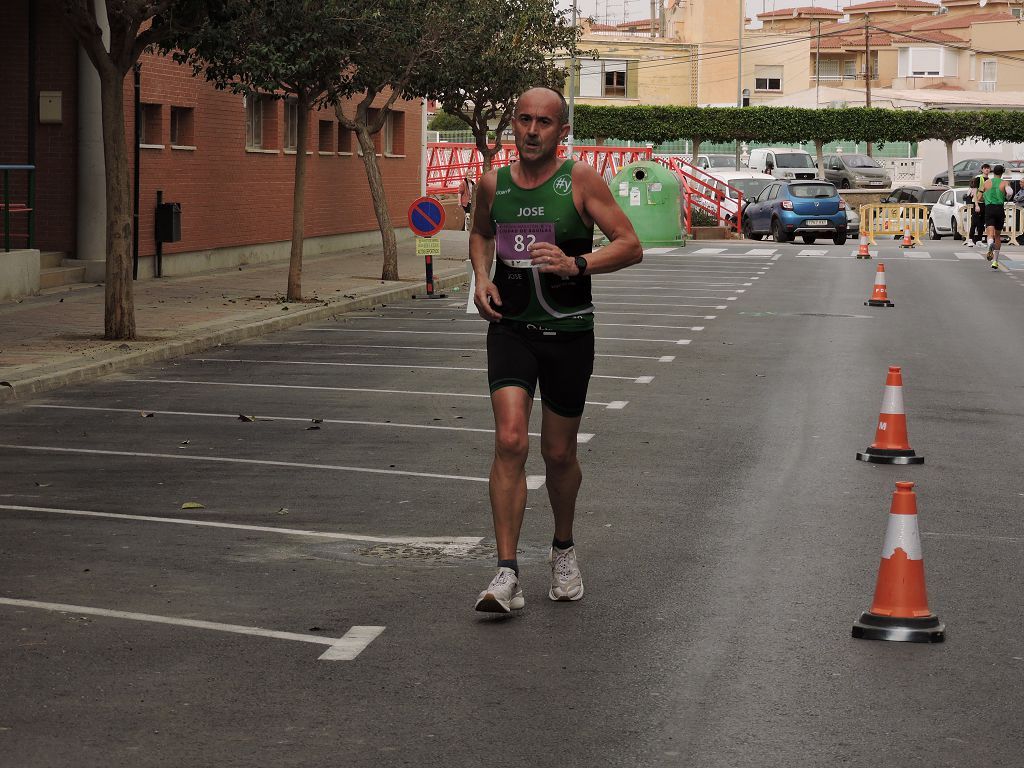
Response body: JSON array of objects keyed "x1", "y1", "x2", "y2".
[
  {"x1": 864, "y1": 263, "x2": 893, "y2": 307},
  {"x1": 900, "y1": 225, "x2": 914, "y2": 248},
  {"x1": 852, "y1": 482, "x2": 944, "y2": 643},
  {"x1": 857, "y1": 366, "x2": 924, "y2": 464}
]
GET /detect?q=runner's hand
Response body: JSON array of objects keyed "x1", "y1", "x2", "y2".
[
  {"x1": 529, "y1": 242, "x2": 576, "y2": 277},
  {"x1": 474, "y1": 278, "x2": 503, "y2": 321}
]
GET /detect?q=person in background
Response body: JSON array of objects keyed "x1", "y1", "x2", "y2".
[
  {"x1": 458, "y1": 175, "x2": 475, "y2": 231},
  {"x1": 968, "y1": 163, "x2": 991, "y2": 247}
]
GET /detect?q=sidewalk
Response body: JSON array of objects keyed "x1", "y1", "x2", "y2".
[{"x1": 0, "y1": 231, "x2": 470, "y2": 404}]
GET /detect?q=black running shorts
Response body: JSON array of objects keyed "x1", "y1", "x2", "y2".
[
  {"x1": 985, "y1": 205, "x2": 1006, "y2": 230},
  {"x1": 486, "y1": 322, "x2": 595, "y2": 418}
]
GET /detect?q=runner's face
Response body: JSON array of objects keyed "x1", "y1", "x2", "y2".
[{"x1": 512, "y1": 92, "x2": 569, "y2": 162}]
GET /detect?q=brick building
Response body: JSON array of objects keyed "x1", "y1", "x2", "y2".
[{"x1": 1, "y1": 0, "x2": 423, "y2": 286}]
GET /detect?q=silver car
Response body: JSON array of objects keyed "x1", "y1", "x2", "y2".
[{"x1": 823, "y1": 154, "x2": 891, "y2": 189}]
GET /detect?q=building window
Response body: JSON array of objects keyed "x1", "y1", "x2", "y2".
[
  {"x1": 319, "y1": 120, "x2": 335, "y2": 153},
  {"x1": 603, "y1": 60, "x2": 627, "y2": 97},
  {"x1": 969, "y1": 53, "x2": 976, "y2": 80},
  {"x1": 843, "y1": 59, "x2": 856, "y2": 80},
  {"x1": 385, "y1": 111, "x2": 405, "y2": 155},
  {"x1": 754, "y1": 65, "x2": 783, "y2": 92},
  {"x1": 982, "y1": 60, "x2": 997, "y2": 83},
  {"x1": 140, "y1": 103, "x2": 162, "y2": 145},
  {"x1": 1014, "y1": 7, "x2": 1023, "y2": 18},
  {"x1": 170, "y1": 107, "x2": 194, "y2": 146},
  {"x1": 899, "y1": 47, "x2": 942, "y2": 77},
  {"x1": 578, "y1": 59, "x2": 634, "y2": 99},
  {"x1": 339, "y1": 125, "x2": 353, "y2": 154},
  {"x1": 246, "y1": 95, "x2": 264, "y2": 148},
  {"x1": 284, "y1": 98, "x2": 299, "y2": 150}
]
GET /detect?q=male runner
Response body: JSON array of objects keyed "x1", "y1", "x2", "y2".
[
  {"x1": 981, "y1": 164, "x2": 1012, "y2": 268},
  {"x1": 468, "y1": 87, "x2": 642, "y2": 613},
  {"x1": 968, "y1": 163, "x2": 991, "y2": 247}
]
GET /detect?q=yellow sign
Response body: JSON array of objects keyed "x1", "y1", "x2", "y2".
[{"x1": 416, "y1": 236, "x2": 441, "y2": 256}]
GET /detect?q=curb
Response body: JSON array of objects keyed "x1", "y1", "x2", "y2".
[{"x1": 0, "y1": 269, "x2": 468, "y2": 405}]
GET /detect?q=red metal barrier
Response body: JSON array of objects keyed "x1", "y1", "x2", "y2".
[
  {"x1": 662, "y1": 157, "x2": 744, "y2": 235},
  {"x1": 426, "y1": 143, "x2": 653, "y2": 195}
]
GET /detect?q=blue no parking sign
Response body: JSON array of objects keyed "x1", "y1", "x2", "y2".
[{"x1": 407, "y1": 196, "x2": 446, "y2": 238}]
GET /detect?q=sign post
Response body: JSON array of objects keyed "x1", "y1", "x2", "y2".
[{"x1": 408, "y1": 196, "x2": 447, "y2": 299}]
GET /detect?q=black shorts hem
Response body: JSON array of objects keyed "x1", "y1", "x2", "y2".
[
  {"x1": 540, "y1": 398, "x2": 585, "y2": 418},
  {"x1": 489, "y1": 379, "x2": 535, "y2": 397}
]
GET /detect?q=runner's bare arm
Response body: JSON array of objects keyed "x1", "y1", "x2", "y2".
[
  {"x1": 469, "y1": 170, "x2": 502, "y2": 321},
  {"x1": 530, "y1": 162, "x2": 642, "y2": 277}
]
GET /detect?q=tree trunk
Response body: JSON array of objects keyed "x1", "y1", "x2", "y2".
[
  {"x1": 691, "y1": 138, "x2": 701, "y2": 166},
  {"x1": 287, "y1": 93, "x2": 309, "y2": 301},
  {"x1": 945, "y1": 139, "x2": 955, "y2": 190},
  {"x1": 356, "y1": 127, "x2": 398, "y2": 280},
  {"x1": 99, "y1": 64, "x2": 136, "y2": 340},
  {"x1": 815, "y1": 139, "x2": 825, "y2": 180}
]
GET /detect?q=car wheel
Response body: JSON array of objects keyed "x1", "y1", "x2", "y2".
[
  {"x1": 743, "y1": 217, "x2": 763, "y2": 241},
  {"x1": 928, "y1": 219, "x2": 941, "y2": 240},
  {"x1": 951, "y1": 218, "x2": 963, "y2": 240},
  {"x1": 841, "y1": 179, "x2": 851, "y2": 189},
  {"x1": 801, "y1": 235, "x2": 817, "y2": 244},
  {"x1": 771, "y1": 217, "x2": 790, "y2": 243},
  {"x1": 833, "y1": 233, "x2": 848, "y2": 246}
]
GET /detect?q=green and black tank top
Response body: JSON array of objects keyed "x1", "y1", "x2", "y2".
[
  {"x1": 490, "y1": 160, "x2": 594, "y2": 332},
  {"x1": 984, "y1": 176, "x2": 1006, "y2": 206}
]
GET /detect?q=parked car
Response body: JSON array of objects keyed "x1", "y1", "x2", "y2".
[
  {"x1": 747, "y1": 148, "x2": 818, "y2": 181},
  {"x1": 822, "y1": 153, "x2": 891, "y2": 189},
  {"x1": 703, "y1": 170, "x2": 774, "y2": 222},
  {"x1": 741, "y1": 180, "x2": 848, "y2": 244},
  {"x1": 932, "y1": 158, "x2": 1004, "y2": 186},
  {"x1": 696, "y1": 154, "x2": 737, "y2": 172},
  {"x1": 881, "y1": 185, "x2": 948, "y2": 209},
  {"x1": 927, "y1": 187, "x2": 970, "y2": 240}
]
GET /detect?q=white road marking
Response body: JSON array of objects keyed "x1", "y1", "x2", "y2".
[
  {"x1": 659, "y1": 355, "x2": 676, "y2": 362},
  {"x1": 955, "y1": 252, "x2": 984, "y2": 260},
  {"x1": 0, "y1": 504, "x2": 482, "y2": 545},
  {"x1": 796, "y1": 249, "x2": 828, "y2": 256},
  {"x1": 596, "y1": 301, "x2": 728, "y2": 309},
  {"x1": 196, "y1": 358, "x2": 486, "y2": 372},
  {"x1": 600, "y1": 311, "x2": 716, "y2": 319},
  {"x1": 592, "y1": 284, "x2": 747, "y2": 291},
  {"x1": 0, "y1": 444, "x2": 495, "y2": 484},
  {"x1": 25, "y1": 405, "x2": 596, "y2": 444},
  {"x1": 0, "y1": 597, "x2": 383, "y2": 662},
  {"x1": 905, "y1": 252, "x2": 931, "y2": 258},
  {"x1": 599, "y1": 323, "x2": 704, "y2": 330},
  {"x1": 249, "y1": 341, "x2": 485, "y2": 353},
  {"x1": 771, "y1": 253, "x2": 782, "y2": 261},
  {"x1": 922, "y1": 531, "x2": 1023, "y2": 544},
  {"x1": 642, "y1": 247, "x2": 680, "y2": 254},
  {"x1": 526, "y1": 476, "x2": 546, "y2": 489},
  {"x1": 744, "y1": 248, "x2": 777, "y2": 256},
  {"x1": 692, "y1": 248, "x2": 726, "y2": 254},
  {"x1": 635, "y1": 376, "x2": 654, "y2": 384},
  {"x1": 600, "y1": 337, "x2": 691, "y2": 345},
  {"x1": 606, "y1": 401, "x2": 628, "y2": 409},
  {"x1": 796, "y1": 253, "x2": 854, "y2": 258},
  {"x1": 121, "y1": 379, "x2": 623, "y2": 408}
]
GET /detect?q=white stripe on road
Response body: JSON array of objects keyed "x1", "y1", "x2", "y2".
[
  {"x1": 0, "y1": 597, "x2": 383, "y2": 662},
  {"x1": 122, "y1": 379, "x2": 624, "y2": 408},
  {"x1": 905, "y1": 252, "x2": 931, "y2": 258},
  {"x1": 797, "y1": 249, "x2": 828, "y2": 256},
  {"x1": 600, "y1": 337, "x2": 691, "y2": 345},
  {"x1": 596, "y1": 301, "x2": 728, "y2": 309},
  {"x1": 744, "y1": 248, "x2": 777, "y2": 256},
  {"x1": 600, "y1": 311, "x2": 716, "y2": 319},
  {"x1": 599, "y1": 323, "x2": 704, "y2": 330},
  {"x1": 197, "y1": 358, "x2": 486, "y2": 373},
  {"x1": 955, "y1": 252, "x2": 984, "y2": 259},
  {"x1": 691, "y1": 248, "x2": 726, "y2": 254},
  {"x1": 25, "y1": 405, "x2": 596, "y2": 443},
  {"x1": 0, "y1": 444, "x2": 498, "y2": 485},
  {"x1": 0, "y1": 504, "x2": 482, "y2": 545}
]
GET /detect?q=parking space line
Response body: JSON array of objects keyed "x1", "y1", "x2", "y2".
[
  {"x1": 591, "y1": 293, "x2": 738, "y2": 301},
  {"x1": 0, "y1": 597, "x2": 384, "y2": 663},
  {"x1": 196, "y1": 357, "x2": 486, "y2": 372},
  {"x1": 25, "y1": 405, "x2": 596, "y2": 443},
  {"x1": 0, "y1": 443, "x2": 501, "y2": 484},
  {"x1": 599, "y1": 323, "x2": 704, "y2": 330},
  {"x1": 601, "y1": 337, "x2": 691, "y2": 344},
  {"x1": 0, "y1": 504, "x2": 483, "y2": 545},
  {"x1": 302, "y1": 329, "x2": 689, "y2": 344},
  {"x1": 121, "y1": 380, "x2": 625, "y2": 408},
  {"x1": 598, "y1": 301, "x2": 728, "y2": 309},
  {"x1": 600, "y1": 311, "x2": 716, "y2": 319}
]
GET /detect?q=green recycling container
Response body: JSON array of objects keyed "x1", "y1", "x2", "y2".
[{"x1": 609, "y1": 161, "x2": 684, "y2": 247}]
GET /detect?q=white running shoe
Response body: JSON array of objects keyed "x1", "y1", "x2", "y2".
[
  {"x1": 967, "y1": 240, "x2": 975, "y2": 247},
  {"x1": 475, "y1": 567, "x2": 524, "y2": 613},
  {"x1": 549, "y1": 546, "x2": 584, "y2": 601}
]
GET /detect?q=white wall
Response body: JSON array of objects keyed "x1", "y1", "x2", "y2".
[{"x1": 919, "y1": 138, "x2": 1024, "y2": 182}]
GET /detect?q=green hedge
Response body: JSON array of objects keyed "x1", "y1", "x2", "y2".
[{"x1": 574, "y1": 105, "x2": 1024, "y2": 146}]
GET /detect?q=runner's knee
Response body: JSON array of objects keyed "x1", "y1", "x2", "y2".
[
  {"x1": 541, "y1": 439, "x2": 577, "y2": 471},
  {"x1": 494, "y1": 426, "x2": 529, "y2": 462}
]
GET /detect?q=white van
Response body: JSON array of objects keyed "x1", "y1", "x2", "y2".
[{"x1": 748, "y1": 148, "x2": 818, "y2": 181}]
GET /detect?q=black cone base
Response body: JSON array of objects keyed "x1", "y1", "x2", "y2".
[
  {"x1": 865, "y1": 299, "x2": 894, "y2": 307},
  {"x1": 856, "y1": 449, "x2": 924, "y2": 465},
  {"x1": 852, "y1": 612, "x2": 945, "y2": 643}
]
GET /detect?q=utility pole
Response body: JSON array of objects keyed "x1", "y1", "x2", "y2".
[
  {"x1": 735, "y1": 0, "x2": 744, "y2": 169},
  {"x1": 864, "y1": 15, "x2": 873, "y2": 156},
  {"x1": 815, "y1": 18, "x2": 821, "y2": 108},
  {"x1": 567, "y1": 0, "x2": 578, "y2": 156},
  {"x1": 650, "y1": 0, "x2": 656, "y2": 37}
]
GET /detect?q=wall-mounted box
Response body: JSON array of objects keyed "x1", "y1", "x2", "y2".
[{"x1": 39, "y1": 91, "x2": 62, "y2": 124}]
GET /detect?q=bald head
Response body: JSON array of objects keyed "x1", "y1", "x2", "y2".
[{"x1": 516, "y1": 87, "x2": 569, "y2": 126}]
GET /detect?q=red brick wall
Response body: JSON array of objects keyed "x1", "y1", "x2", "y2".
[
  {"x1": 0, "y1": 1, "x2": 78, "y2": 254},
  {"x1": 124, "y1": 51, "x2": 423, "y2": 260}
]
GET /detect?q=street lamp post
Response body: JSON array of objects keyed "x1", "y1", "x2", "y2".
[{"x1": 735, "y1": 0, "x2": 744, "y2": 168}]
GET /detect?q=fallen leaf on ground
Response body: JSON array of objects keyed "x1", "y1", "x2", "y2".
[
  {"x1": 277, "y1": 507, "x2": 289, "y2": 515},
  {"x1": 181, "y1": 502, "x2": 205, "y2": 509},
  {"x1": 141, "y1": 412, "x2": 154, "y2": 418},
  {"x1": 238, "y1": 414, "x2": 255, "y2": 422},
  {"x1": 306, "y1": 425, "x2": 320, "y2": 430},
  {"x1": 311, "y1": 418, "x2": 323, "y2": 424}
]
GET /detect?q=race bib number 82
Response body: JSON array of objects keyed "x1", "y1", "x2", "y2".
[{"x1": 496, "y1": 222, "x2": 556, "y2": 268}]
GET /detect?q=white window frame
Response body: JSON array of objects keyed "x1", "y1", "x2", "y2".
[
  {"x1": 970, "y1": 53, "x2": 976, "y2": 81},
  {"x1": 284, "y1": 98, "x2": 299, "y2": 151},
  {"x1": 754, "y1": 65, "x2": 783, "y2": 92},
  {"x1": 981, "y1": 59, "x2": 998, "y2": 84},
  {"x1": 246, "y1": 95, "x2": 263, "y2": 149}
]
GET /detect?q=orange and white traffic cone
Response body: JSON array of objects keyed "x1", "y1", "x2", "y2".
[
  {"x1": 857, "y1": 232, "x2": 871, "y2": 259},
  {"x1": 864, "y1": 263, "x2": 894, "y2": 307},
  {"x1": 852, "y1": 481, "x2": 944, "y2": 643},
  {"x1": 899, "y1": 225, "x2": 914, "y2": 248},
  {"x1": 856, "y1": 366, "x2": 924, "y2": 464}
]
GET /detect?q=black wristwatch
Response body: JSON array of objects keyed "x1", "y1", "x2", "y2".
[{"x1": 574, "y1": 256, "x2": 588, "y2": 276}]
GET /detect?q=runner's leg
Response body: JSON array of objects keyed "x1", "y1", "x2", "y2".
[
  {"x1": 540, "y1": 405, "x2": 583, "y2": 542},
  {"x1": 489, "y1": 386, "x2": 533, "y2": 560}
]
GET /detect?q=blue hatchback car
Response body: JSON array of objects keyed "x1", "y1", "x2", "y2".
[{"x1": 741, "y1": 180, "x2": 849, "y2": 244}]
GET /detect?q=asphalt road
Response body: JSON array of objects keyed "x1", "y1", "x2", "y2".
[{"x1": 1, "y1": 238, "x2": 1023, "y2": 767}]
